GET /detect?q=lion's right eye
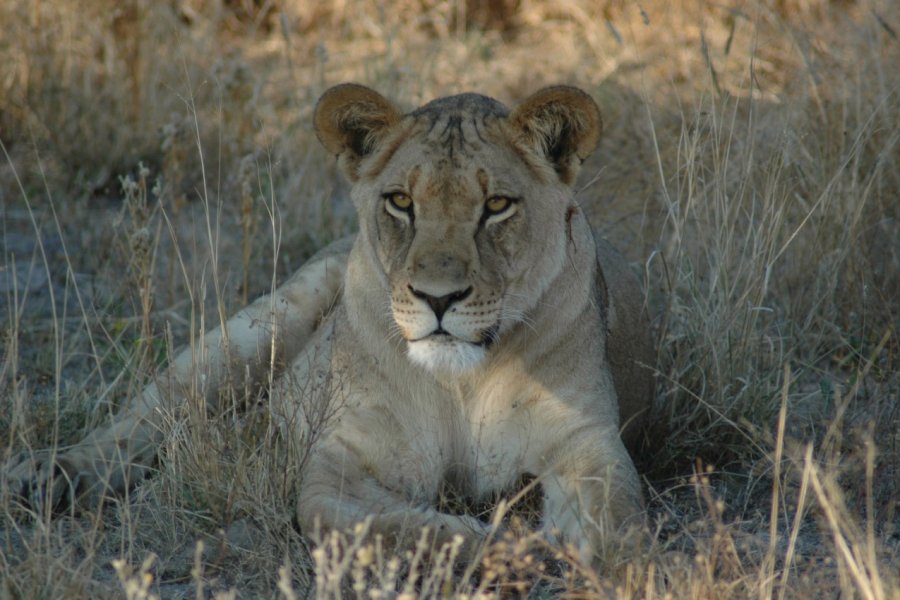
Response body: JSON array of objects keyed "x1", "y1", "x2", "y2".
[
  {"x1": 387, "y1": 193, "x2": 412, "y2": 211},
  {"x1": 384, "y1": 193, "x2": 414, "y2": 222}
]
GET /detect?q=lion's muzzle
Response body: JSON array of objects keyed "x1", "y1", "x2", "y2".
[
  {"x1": 408, "y1": 284, "x2": 473, "y2": 327},
  {"x1": 392, "y1": 280, "x2": 502, "y2": 373}
]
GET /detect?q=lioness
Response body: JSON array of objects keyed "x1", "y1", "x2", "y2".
[{"x1": 6, "y1": 84, "x2": 653, "y2": 564}]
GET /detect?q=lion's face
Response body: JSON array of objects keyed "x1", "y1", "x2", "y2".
[
  {"x1": 360, "y1": 105, "x2": 572, "y2": 373},
  {"x1": 315, "y1": 85, "x2": 602, "y2": 374}
]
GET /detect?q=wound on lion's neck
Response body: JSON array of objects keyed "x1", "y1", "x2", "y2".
[{"x1": 566, "y1": 205, "x2": 577, "y2": 247}]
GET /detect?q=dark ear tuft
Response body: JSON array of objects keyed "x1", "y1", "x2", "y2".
[
  {"x1": 314, "y1": 84, "x2": 402, "y2": 180},
  {"x1": 509, "y1": 86, "x2": 602, "y2": 185}
]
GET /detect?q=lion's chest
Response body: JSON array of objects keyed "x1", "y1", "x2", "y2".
[
  {"x1": 440, "y1": 377, "x2": 555, "y2": 499},
  {"x1": 329, "y1": 340, "x2": 569, "y2": 505}
]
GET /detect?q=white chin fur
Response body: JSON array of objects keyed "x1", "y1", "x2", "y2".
[{"x1": 407, "y1": 338, "x2": 486, "y2": 374}]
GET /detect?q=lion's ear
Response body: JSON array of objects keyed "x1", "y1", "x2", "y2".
[
  {"x1": 314, "y1": 84, "x2": 402, "y2": 181},
  {"x1": 509, "y1": 86, "x2": 602, "y2": 185}
]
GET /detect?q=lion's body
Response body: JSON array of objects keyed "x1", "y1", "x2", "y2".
[{"x1": 8, "y1": 84, "x2": 654, "y2": 564}]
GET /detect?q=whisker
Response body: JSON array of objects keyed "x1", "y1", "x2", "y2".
[{"x1": 499, "y1": 307, "x2": 537, "y2": 334}]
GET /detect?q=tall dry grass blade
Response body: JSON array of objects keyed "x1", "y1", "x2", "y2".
[
  {"x1": 760, "y1": 363, "x2": 790, "y2": 600},
  {"x1": 778, "y1": 442, "x2": 814, "y2": 600},
  {"x1": 808, "y1": 461, "x2": 880, "y2": 600}
]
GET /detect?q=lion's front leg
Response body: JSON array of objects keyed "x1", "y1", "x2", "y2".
[
  {"x1": 296, "y1": 441, "x2": 489, "y2": 561},
  {"x1": 4, "y1": 243, "x2": 350, "y2": 513},
  {"x1": 5, "y1": 406, "x2": 163, "y2": 513},
  {"x1": 539, "y1": 432, "x2": 645, "y2": 566}
]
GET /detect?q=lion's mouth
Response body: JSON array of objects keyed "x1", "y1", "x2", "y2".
[
  {"x1": 411, "y1": 323, "x2": 499, "y2": 348},
  {"x1": 404, "y1": 323, "x2": 500, "y2": 374},
  {"x1": 410, "y1": 329, "x2": 451, "y2": 343}
]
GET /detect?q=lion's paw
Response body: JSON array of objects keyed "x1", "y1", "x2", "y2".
[{"x1": 3, "y1": 449, "x2": 113, "y2": 514}]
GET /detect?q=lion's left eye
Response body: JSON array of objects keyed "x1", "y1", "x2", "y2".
[{"x1": 485, "y1": 196, "x2": 513, "y2": 215}]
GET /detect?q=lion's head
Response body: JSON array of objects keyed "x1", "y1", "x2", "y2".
[{"x1": 314, "y1": 84, "x2": 602, "y2": 374}]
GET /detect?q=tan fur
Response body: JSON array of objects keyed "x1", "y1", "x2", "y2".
[{"x1": 6, "y1": 84, "x2": 653, "y2": 565}]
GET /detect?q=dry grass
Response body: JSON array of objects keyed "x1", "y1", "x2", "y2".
[{"x1": 1, "y1": 0, "x2": 897, "y2": 597}]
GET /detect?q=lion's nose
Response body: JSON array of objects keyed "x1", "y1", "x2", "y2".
[{"x1": 408, "y1": 285, "x2": 472, "y2": 321}]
